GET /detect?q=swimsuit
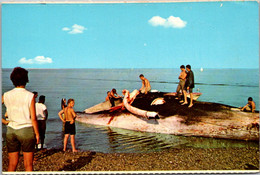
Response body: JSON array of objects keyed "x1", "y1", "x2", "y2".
[{"x1": 64, "y1": 121, "x2": 76, "y2": 135}]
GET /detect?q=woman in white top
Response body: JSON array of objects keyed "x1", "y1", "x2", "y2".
[{"x1": 2, "y1": 67, "x2": 39, "y2": 171}]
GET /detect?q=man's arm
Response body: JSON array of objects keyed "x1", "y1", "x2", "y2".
[
  {"x1": 44, "y1": 109, "x2": 48, "y2": 120},
  {"x1": 182, "y1": 72, "x2": 187, "y2": 80},
  {"x1": 111, "y1": 92, "x2": 121, "y2": 99},
  {"x1": 71, "y1": 109, "x2": 77, "y2": 119},
  {"x1": 140, "y1": 81, "x2": 144, "y2": 91},
  {"x1": 30, "y1": 97, "x2": 40, "y2": 144},
  {"x1": 241, "y1": 104, "x2": 249, "y2": 111}
]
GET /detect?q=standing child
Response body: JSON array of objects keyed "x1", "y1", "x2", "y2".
[{"x1": 58, "y1": 99, "x2": 78, "y2": 152}]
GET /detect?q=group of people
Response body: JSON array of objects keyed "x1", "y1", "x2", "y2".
[
  {"x1": 1, "y1": 66, "x2": 257, "y2": 172},
  {"x1": 176, "y1": 64, "x2": 195, "y2": 108},
  {"x1": 105, "y1": 74, "x2": 151, "y2": 106},
  {"x1": 1, "y1": 67, "x2": 79, "y2": 172},
  {"x1": 105, "y1": 89, "x2": 122, "y2": 107}
]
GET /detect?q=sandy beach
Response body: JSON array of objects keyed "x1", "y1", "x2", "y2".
[{"x1": 2, "y1": 146, "x2": 259, "y2": 172}]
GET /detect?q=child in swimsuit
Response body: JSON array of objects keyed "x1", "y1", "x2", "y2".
[{"x1": 58, "y1": 99, "x2": 78, "y2": 152}]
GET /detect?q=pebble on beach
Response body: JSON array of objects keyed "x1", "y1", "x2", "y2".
[{"x1": 2, "y1": 146, "x2": 259, "y2": 172}]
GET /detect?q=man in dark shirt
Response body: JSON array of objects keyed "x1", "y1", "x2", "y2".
[{"x1": 181, "y1": 65, "x2": 195, "y2": 108}]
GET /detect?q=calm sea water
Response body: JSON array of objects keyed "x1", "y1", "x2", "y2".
[{"x1": 1, "y1": 68, "x2": 259, "y2": 153}]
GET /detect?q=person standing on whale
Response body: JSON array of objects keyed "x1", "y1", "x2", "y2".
[
  {"x1": 176, "y1": 65, "x2": 187, "y2": 100},
  {"x1": 181, "y1": 65, "x2": 195, "y2": 108}
]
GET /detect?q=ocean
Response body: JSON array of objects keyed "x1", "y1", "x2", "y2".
[{"x1": 1, "y1": 68, "x2": 259, "y2": 153}]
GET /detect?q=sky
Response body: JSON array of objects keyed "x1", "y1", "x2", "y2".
[{"x1": 2, "y1": 1, "x2": 259, "y2": 69}]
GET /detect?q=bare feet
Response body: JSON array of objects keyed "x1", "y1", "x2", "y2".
[
  {"x1": 72, "y1": 149, "x2": 79, "y2": 153},
  {"x1": 179, "y1": 100, "x2": 184, "y2": 103},
  {"x1": 188, "y1": 104, "x2": 193, "y2": 108},
  {"x1": 181, "y1": 102, "x2": 188, "y2": 105}
]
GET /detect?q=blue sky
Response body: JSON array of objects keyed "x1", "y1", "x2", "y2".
[{"x1": 2, "y1": 1, "x2": 259, "y2": 68}]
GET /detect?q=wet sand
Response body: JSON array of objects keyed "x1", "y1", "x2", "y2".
[{"x1": 2, "y1": 146, "x2": 259, "y2": 172}]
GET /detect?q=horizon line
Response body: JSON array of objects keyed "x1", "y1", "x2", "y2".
[
  {"x1": 2, "y1": 0, "x2": 257, "y2": 4},
  {"x1": 2, "y1": 67, "x2": 259, "y2": 69}
]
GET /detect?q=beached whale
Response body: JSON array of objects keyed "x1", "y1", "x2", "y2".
[{"x1": 76, "y1": 91, "x2": 259, "y2": 141}]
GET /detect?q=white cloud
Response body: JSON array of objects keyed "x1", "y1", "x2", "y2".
[
  {"x1": 19, "y1": 56, "x2": 53, "y2": 64},
  {"x1": 62, "y1": 24, "x2": 87, "y2": 34},
  {"x1": 19, "y1": 57, "x2": 34, "y2": 64},
  {"x1": 62, "y1": 27, "x2": 70, "y2": 31},
  {"x1": 148, "y1": 16, "x2": 187, "y2": 28}
]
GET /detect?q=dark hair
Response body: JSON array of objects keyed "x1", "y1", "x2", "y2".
[
  {"x1": 248, "y1": 97, "x2": 253, "y2": 101},
  {"x1": 61, "y1": 98, "x2": 67, "y2": 109},
  {"x1": 180, "y1": 65, "x2": 185, "y2": 69},
  {"x1": 186, "y1": 65, "x2": 191, "y2": 69},
  {"x1": 33, "y1": 91, "x2": 38, "y2": 95},
  {"x1": 10, "y1": 67, "x2": 29, "y2": 87},
  {"x1": 139, "y1": 74, "x2": 144, "y2": 77},
  {"x1": 107, "y1": 91, "x2": 110, "y2": 94},
  {"x1": 112, "y1": 88, "x2": 117, "y2": 93},
  {"x1": 39, "y1": 95, "x2": 45, "y2": 103},
  {"x1": 67, "y1": 99, "x2": 74, "y2": 105}
]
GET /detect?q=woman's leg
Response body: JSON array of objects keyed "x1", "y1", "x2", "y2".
[
  {"x1": 8, "y1": 152, "x2": 19, "y2": 171},
  {"x1": 23, "y1": 152, "x2": 34, "y2": 171}
]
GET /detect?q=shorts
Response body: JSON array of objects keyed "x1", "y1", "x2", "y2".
[
  {"x1": 184, "y1": 86, "x2": 193, "y2": 93},
  {"x1": 6, "y1": 126, "x2": 36, "y2": 153},
  {"x1": 176, "y1": 79, "x2": 185, "y2": 94},
  {"x1": 37, "y1": 120, "x2": 46, "y2": 140},
  {"x1": 64, "y1": 122, "x2": 76, "y2": 135}
]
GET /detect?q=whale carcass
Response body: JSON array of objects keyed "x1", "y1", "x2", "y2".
[{"x1": 76, "y1": 90, "x2": 259, "y2": 141}]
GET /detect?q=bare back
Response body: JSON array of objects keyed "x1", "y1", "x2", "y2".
[
  {"x1": 64, "y1": 107, "x2": 76, "y2": 122},
  {"x1": 144, "y1": 78, "x2": 151, "y2": 89}
]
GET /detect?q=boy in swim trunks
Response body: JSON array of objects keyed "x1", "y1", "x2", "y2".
[{"x1": 58, "y1": 99, "x2": 78, "y2": 152}]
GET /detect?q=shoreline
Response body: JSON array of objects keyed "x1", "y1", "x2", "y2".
[{"x1": 2, "y1": 146, "x2": 259, "y2": 172}]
